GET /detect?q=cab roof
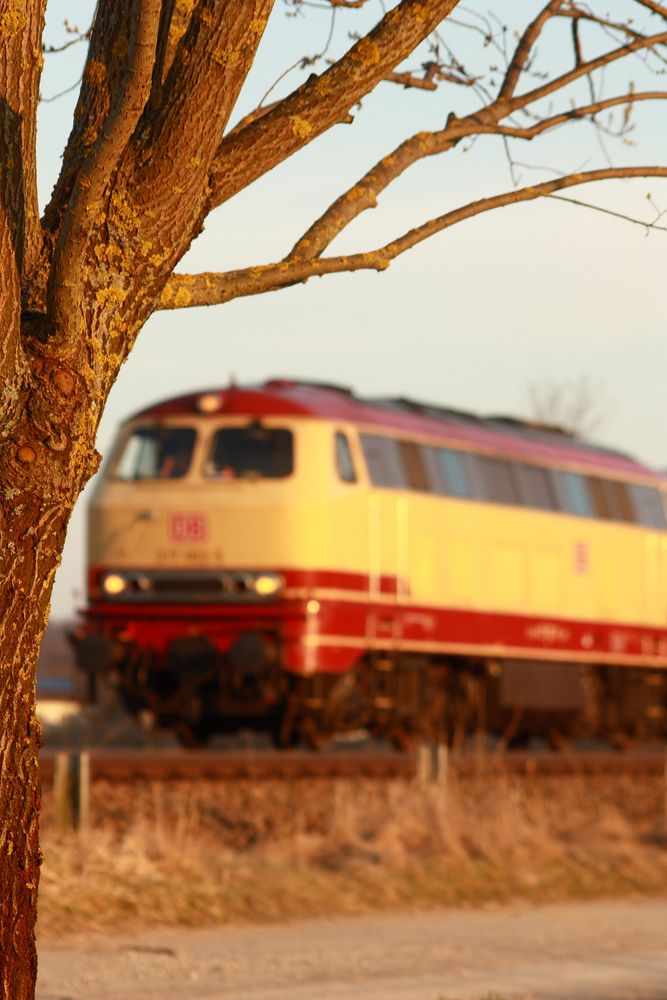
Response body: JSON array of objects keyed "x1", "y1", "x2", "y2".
[{"x1": 130, "y1": 378, "x2": 659, "y2": 481}]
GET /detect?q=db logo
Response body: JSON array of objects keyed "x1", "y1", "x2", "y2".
[
  {"x1": 574, "y1": 540, "x2": 589, "y2": 574},
  {"x1": 169, "y1": 513, "x2": 208, "y2": 543}
]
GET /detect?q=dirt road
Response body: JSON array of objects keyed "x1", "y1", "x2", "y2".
[{"x1": 38, "y1": 898, "x2": 667, "y2": 1000}]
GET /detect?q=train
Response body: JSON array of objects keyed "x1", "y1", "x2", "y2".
[{"x1": 71, "y1": 378, "x2": 667, "y2": 749}]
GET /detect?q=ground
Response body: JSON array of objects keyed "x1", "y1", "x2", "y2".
[{"x1": 37, "y1": 897, "x2": 667, "y2": 1000}]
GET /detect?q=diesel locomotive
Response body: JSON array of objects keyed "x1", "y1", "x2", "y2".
[{"x1": 72, "y1": 379, "x2": 667, "y2": 748}]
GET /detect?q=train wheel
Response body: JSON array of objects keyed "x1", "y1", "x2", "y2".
[
  {"x1": 272, "y1": 695, "x2": 300, "y2": 748},
  {"x1": 387, "y1": 726, "x2": 418, "y2": 752},
  {"x1": 299, "y1": 715, "x2": 331, "y2": 751},
  {"x1": 546, "y1": 727, "x2": 573, "y2": 753},
  {"x1": 174, "y1": 720, "x2": 210, "y2": 749}
]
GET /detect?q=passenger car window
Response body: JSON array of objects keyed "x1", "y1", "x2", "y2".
[
  {"x1": 477, "y1": 456, "x2": 518, "y2": 505},
  {"x1": 360, "y1": 434, "x2": 405, "y2": 487},
  {"x1": 629, "y1": 484, "x2": 667, "y2": 529},
  {"x1": 398, "y1": 441, "x2": 431, "y2": 491},
  {"x1": 335, "y1": 432, "x2": 356, "y2": 483},
  {"x1": 555, "y1": 471, "x2": 593, "y2": 517},
  {"x1": 207, "y1": 425, "x2": 293, "y2": 478},
  {"x1": 432, "y1": 448, "x2": 473, "y2": 498},
  {"x1": 114, "y1": 426, "x2": 196, "y2": 480},
  {"x1": 514, "y1": 464, "x2": 557, "y2": 510},
  {"x1": 589, "y1": 477, "x2": 634, "y2": 522}
]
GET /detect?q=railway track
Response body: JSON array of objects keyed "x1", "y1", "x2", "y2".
[{"x1": 39, "y1": 747, "x2": 667, "y2": 783}]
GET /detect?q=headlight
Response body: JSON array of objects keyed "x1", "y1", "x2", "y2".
[
  {"x1": 252, "y1": 573, "x2": 284, "y2": 597},
  {"x1": 101, "y1": 572, "x2": 129, "y2": 596}
]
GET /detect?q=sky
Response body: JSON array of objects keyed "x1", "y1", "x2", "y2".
[{"x1": 38, "y1": 0, "x2": 667, "y2": 620}]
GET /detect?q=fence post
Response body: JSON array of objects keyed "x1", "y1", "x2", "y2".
[
  {"x1": 78, "y1": 751, "x2": 91, "y2": 832},
  {"x1": 436, "y1": 742, "x2": 449, "y2": 799},
  {"x1": 417, "y1": 742, "x2": 449, "y2": 798},
  {"x1": 53, "y1": 751, "x2": 91, "y2": 833}
]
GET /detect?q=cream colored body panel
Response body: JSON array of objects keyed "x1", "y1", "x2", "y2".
[{"x1": 90, "y1": 415, "x2": 667, "y2": 630}]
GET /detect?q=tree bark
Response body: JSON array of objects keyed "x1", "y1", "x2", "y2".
[
  {"x1": 0, "y1": 314, "x2": 101, "y2": 995},
  {"x1": 0, "y1": 503, "x2": 66, "y2": 998}
]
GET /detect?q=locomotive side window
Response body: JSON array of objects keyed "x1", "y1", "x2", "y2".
[
  {"x1": 207, "y1": 425, "x2": 293, "y2": 478},
  {"x1": 589, "y1": 477, "x2": 634, "y2": 522},
  {"x1": 432, "y1": 448, "x2": 474, "y2": 498},
  {"x1": 628, "y1": 484, "x2": 667, "y2": 528},
  {"x1": 514, "y1": 463, "x2": 557, "y2": 510},
  {"x1": 335, "y1": 432, "x2": 357, "y2": 483},
  {"x1": 114, "y1": 426, "x2": 196, "y2": 480},
  {"x1": 555, "y1": 471, "x2": 593, "y2": 517},
  {"x1": 398, "y1": 441, "x2": 432, "y2": 491},
  {"x1": 360, "y1": 434, "x2": 405, "y2": 488},
  {"x1": 477, "y1": 456, "x2": 518, "y2": 505}
]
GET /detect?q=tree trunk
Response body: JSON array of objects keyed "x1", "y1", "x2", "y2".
[
  {"x1": 0, "y1": 503, "x2": 71, "y2": 998},
  {"x1": 0, "y1": 326, "x2": 100, "y2": 996}
]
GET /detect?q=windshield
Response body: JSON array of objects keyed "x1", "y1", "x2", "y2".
[
  {"x1": 207, "y1": 425, "x2": 293, "y2": 478},
  {"x1": 114, "y1": 426, "x2": 197, "y2": 480}
]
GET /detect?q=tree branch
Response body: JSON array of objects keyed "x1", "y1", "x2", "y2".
[
  {"x1": 128, "y1": 0, "x2": 276, "y2": 226},
  {"x1": 47, "y1": 0, "x2": 162, "y2": 335},
  {"x1": 160, "y1": 166, "x2": 667, "y2": 310},
  {"x1": 383, "y1": 167, "x2": 667, "y2": 257},
  {"x1": 490, "y1": 91, "x2": 667, "y2": 140},
  {"x1": 288, "y1": 125, "x2": 462, "y2": 261},
  {"x1": 207, "y1": 0, "x2": 462, "y2": 209},
  {"x1": 497, "y1": 0, "x2": 562, "y2": 100},
  {"x1": 504, "y1": 26, "x2": 667, "y2": 111},
  {"x1": 633, "y1": 0, "x2": 667, "y2": 18},
  {"x1": 150, "y1": 0, "x2": 177, "y2": 97},
  {"x1": 549, "y1": 194, "x2": 667, "y2": 231},
  {"x1": 0, "y1": 0, "x2": 48, "y2": 291},
  {"x1": 289, "y1": 85, "x2": 666, "y2": 262},
  {"x1": 42, "y1": 0, "x2": 136, "y2": 235},
  {"x1": 0, "y1": 0, "x2": 43, "y2": 416}
]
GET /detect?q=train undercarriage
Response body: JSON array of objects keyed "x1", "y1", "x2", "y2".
[{"x1": 76, "y1": 631, "x2": 667, "y2": 750}]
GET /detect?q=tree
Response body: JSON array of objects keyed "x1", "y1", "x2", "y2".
[
  {"x1": 527, "y1": 375, "x2": 607, "y2": 438},
  {"x1": 1, "y1": 0, "x2": 667, "y2": 994}
]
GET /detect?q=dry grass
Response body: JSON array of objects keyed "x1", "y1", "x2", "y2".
[{"x1": 38, "y1": 769, "x2": 667, "y2": 939}]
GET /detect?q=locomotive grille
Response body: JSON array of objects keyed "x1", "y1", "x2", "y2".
[
  {"x1": 98, "y1": 570, "x2": 277, "y2": 603},
  {"x1": 152, "y1": 576, "x2": 225, "y2": 596}
]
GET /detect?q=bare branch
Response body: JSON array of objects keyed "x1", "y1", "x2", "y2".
[
  {"x1": 150, "y1": 0, "x2": 177, "y2": 96},
  {"x1": 505, "y1": 26, "x2": 667, "y2": 111},
  {"x1": 383, "y1": 166, "x2": 667, "y2": 257},
  {"x1": 47, "y1": 0, "x2": 163, "y2": 334},
  {"x1": 0, "y1": 0, "x2": 46, "y2": 395},
  {"x1": 549, "y1": 194, "x2": 667, "y2": 232},
  {"x1": 0, "y1": 0, "x2": 48, "y2": 296},
  {"x1": 124, "y1": 0, "x2": 276, "y2": 265},
  {"x1": 207, "y1": 0, "x2": 462, "y2": 209},
  {"x1": 633, "y1": 0, "x2": 667, "y2": 18},
  {"x1": 43, "y1": 0, "x2": 136, "y2": 234},
  {"x1": 161, "y1": 166, "x2": 667, "y2": 310},
  {"x1": 386, "y1": 63, "x2": 477, "y2": 89},
  {"x1": 490, "y1": 91, "x2": 667, "y2": 140},
  {"x1": 385, "y1": 69, "x2": 439, "y2": 90},
  {"x1": 42, "y1": 33, "x2": 89, "y2": 55},
  {"x1": 528, "y1": 376, "x2": 607, "y2": 437},
  {"x1": 498, "y1": 0, "x2": 561, "y2": 100},
  {"x1": 289, "y1": 85, "x2": 667, "y2": 262},
  {"x1": 288, "y1": 125, "x2": 461, "y2": 260}
]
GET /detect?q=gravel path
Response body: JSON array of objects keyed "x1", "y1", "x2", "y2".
[{"x1": 38, "y1": 898, "x2": 667, "y2": 1000}]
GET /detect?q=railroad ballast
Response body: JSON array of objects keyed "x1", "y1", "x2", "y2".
[{"x1": 72, "y1": 379, "x2": 667, "y2": 748}]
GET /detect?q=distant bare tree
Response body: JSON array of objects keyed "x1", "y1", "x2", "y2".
[{"x1": 527, "y1": 376, "x2": 607, "y2": 437}]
